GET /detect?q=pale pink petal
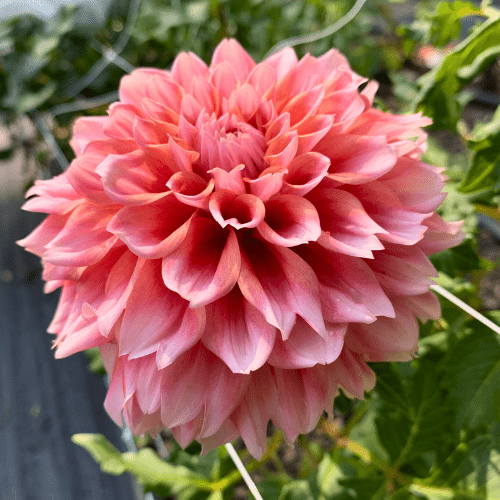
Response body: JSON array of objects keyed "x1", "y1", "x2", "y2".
[
  {"x1": 96, "y1": 150, "x2": 169, "y2": 206},
  {"x1": 282, "y1": 152, "x2": 330, "y2": 196},
  {"x1": 203, "y1": 289, "x2": 276, "y2": 374},
  {"x1": 230, "y1": 365, "x2": 278, "y2": 460},
  {"x1": 417, "y1": 213, "x2": 465, "y2": 254},
  {"x1": 268, "y1": 318, "x2": 345, "y2": 369},
  {"x1": 42, "y1": 204, "x2": 118, "y2": 267},
  {"x1": 119, "y1": 260, "x2": 205, "y2": 362},
  {"x1": 295, "y1": 243, "x2": 395, "y2": 318},
  {"x1": 108, "y1": 194, "x2": 195, "y2": 259},
  {"x1": 70, "y1": 116, "x2": 108, "y2": 155},
  {"x1": 307, "y1": 187, "x2": 386, "y2": 258},
  {"x1": 315, "y1": 133, "x2": 397, "y2": 184}
]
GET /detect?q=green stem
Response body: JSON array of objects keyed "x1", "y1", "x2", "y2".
[{"x1": 210, "y1": 431, "x2": 284, "y2": 492}]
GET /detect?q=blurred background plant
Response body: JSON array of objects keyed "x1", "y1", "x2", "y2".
[{"x1": 2, "y1": 0, "x2": 500, "y2": 499}]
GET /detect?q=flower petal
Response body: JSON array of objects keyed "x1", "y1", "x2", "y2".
[
  {"x1": 162, "y1": 218, "x2": 241, "y2": 307},
  {"x1": 268, "y1": 318, "x2": 345, "y2": 369},
  {"x1": 209, "y1": 190, "x2": 265, "y2": 229},
  {"x1": 257, "y1": 194, "x2": 321, "y2": 247},
  {"x1": 203, "y1": 289, "x2": 276, "y2": 374},
  {"x1": 108, "y1": 194, "x2": 195, "y2": 259}
]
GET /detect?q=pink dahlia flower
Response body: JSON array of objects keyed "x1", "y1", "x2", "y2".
[{"x1": 19, "y1": 39, "x2": 464, "y2": 459}]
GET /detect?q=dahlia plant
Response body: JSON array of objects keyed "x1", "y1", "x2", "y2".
[{"x1": 18, "y1": 38, "x2": 466, "y2": 462}]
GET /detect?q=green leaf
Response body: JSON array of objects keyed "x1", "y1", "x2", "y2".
[
  {"x1": 444, "y1": 325, "x2": 500, "y2": 428},
  {"x1": 430, "y1": 239, "x2": 486, "y2": 278},
  {"x1": 414, "y1": 16, "x2": 500, "y2": 131},
  {"x1": 337, "y1": 474, "x2": 386, "y2": 500},
  {"x1": 15, "y1": 82, "x2": 56, "y2": 113},
  {"x1": 71, "y1": 434, "x2": 127, "y2": 475},
  {"x1": 459, "y1": 105, "x2": 500, "y2": 194},
  {"x1": 317, "y1": 454, "x2": 344, "y2": 499},
  {"x1": 72, "y1": 433, "x2": 212, "y2": 498},
  {"x1": 430, "y1": 1, "x2": 483, "y2": 47},
  {"x1": 278, "y1": 480, "x2": 315, "y2": 500}
]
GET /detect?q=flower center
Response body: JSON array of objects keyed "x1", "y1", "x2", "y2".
[{"x1": 194, "y1": 112, "x2": 266, "y2": 179}]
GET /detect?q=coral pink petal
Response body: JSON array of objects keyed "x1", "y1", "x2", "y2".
[
  {"x1": 211, "y1": 61, "x2": 238, "y2": 101},
  {"x1": 247, "y1": 62, "x2": 277, "y2": 98},
  {"x1": 167, "y1": 171, "x2": 215, "y2": 209},
  {"x1": 54, "y1": 319, "x2": 107, "y2": 358},
  {"x1": 257, "y1": 194, "x2": 321, "y2": 247},
  {"x1": 272, "y1": 367, "x2": 332, "y2": 441},
  {"x1": 282, "y1": 152, "x2": 330, "y2": 196},
  {"x1": 308, "y1": 187, "x2": 386, "y2": 258},
  {"x1": 320, "y1": 284, "x2": 375, "y2": 324},
  {"x1": 119, "y1": 260, "x2": 205, "y2": 362},
  {"x1": 347, "y1": 183, "x2": 430, "y2": 245},
  {"x1": 42, "y1": 204, "x2": 118, "y2": 267},
  {"x1": 230, "y1": 366, "x2": 278, "y2": 460},
  {"x1": 210, "y1": 165, "x2": 246, "y2": 194},
  {"x1": 119, "y1": 68, "x2": 171, "y2": 108},
  {"x1": 316, "y1": 133, "x2": 397, "y2": 184},
  {"x1": 404, "y1": 290, "x2": 441, "y2": 321},
  {"x1": 209, "y1": 190, "x2": 265, "y2": 229},
  {"x1": 297, "y1": 243, "x2": 395, "y2": 318},
  {"x1": 203, "y1": 289, "x2": 276, "y2": 374},
  {"x1": 240, "y1": 240, "x2": 326, "y2": 338},
  {"x1": 162, "y1": 218, "x2": 241, "y2": 307},
  {"x1": 295, "y1": 114, "x2": 333, "y2": 155},
  {"x1": 264, "y1": 47, "x2": 298, "y2": 80},
  {"x1": 145, "y1": 75, "x2": 184, "y2": 112},
  {"x1": 23, "y1": 174, "x2": 81, "y2": 214},
  {"x1": 171, "y1": 52, "x2": 208, "y2": 92},
  {"x1": 346, "y1": 299, "x2": 419, "y2": 360},
  {"x1": 96, "y1": 150, "x2": 168, "y2": 206},
  {"x1": 211, "y1": 38, "x2": 256, "y2": 83},
  {"x1": 268, "y1": 318, "x2": 346, "y2": 369},
  {"x1": 328, "y1": 348, "x2": 375, "y2": 399},
  {"x1": 86, "y1": 250, "x2": 141, "y2": 336},
  {"x1": 103, "y1": 103, "x2": 139, "y2": 139},
  {"x1": 246, "y1": 166, "x2": 286, "y2": 203},
  {"x1": 282, "y1": 85, "x2": 325, "y2": 125},
  {"x1": 380, "y1": 157, "x2": 446, "y2": 213},
  {"x1": 265, "y1": 131, "x2": 298, "y2": 169},
  {"x1": 199, "y1": 420, "x2": 240, "y2": 455},
  {"x1": 108, "y1": 194, "x2": 195, "y2": 259},
  {"x1": 70, "y1": 116, "x2": 108, "y2": 155},
  {"x1": 417, "y1": 213, "x2": 465, "y2": 254}
]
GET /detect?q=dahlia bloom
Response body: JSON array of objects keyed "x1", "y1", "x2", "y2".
[{"x1": 19, "y1": 39, "x2": 464, "y2": 459}]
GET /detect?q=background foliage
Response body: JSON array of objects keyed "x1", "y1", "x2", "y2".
[{"x1": 2, "y1": 0, "x2": 500, "y2": 498}]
